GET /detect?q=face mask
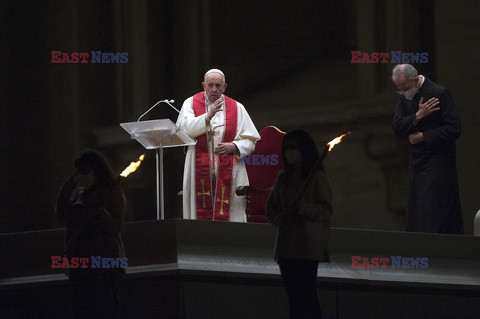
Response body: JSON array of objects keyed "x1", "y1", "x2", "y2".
[
  {"x1": 403, "y1": 87, "x2": 419, "y2": 100},
  {"x1": 284, "y1": 150, "x2": 301, "y2": 165},
  {"x1": 76, "y1": 172, "x2": 96, "y2": 188}
]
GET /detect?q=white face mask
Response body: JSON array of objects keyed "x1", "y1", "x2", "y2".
[
  {"x1": 76, "y1": 172, "x2": 96, "y2": 188},
  {"x1": 284, "y1": 150, "x2": 301, "y2": 165},
  {"x1": 403, "y1": 87, "x2": 419, "y2": 100}
]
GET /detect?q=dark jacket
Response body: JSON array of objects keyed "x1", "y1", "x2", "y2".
[
  {"x1": 55, "y1": 182, "x2": 126, "y2": 278},
  {"x1": 266, "y1": 170, "x2": 333, "y2": 262},
  {"x1": 392, "y1": 77, "x2": 463, "y2": 234},
  {"x1": 392, "y1": 76, "x2": 461, "y2": 172}
]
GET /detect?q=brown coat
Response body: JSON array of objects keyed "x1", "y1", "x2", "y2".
[{"x1": 266, "y1": 170, "x2": 332, "y2": 262}]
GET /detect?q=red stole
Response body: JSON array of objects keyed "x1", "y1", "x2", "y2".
[{"x1": 193, "y1": 92, "x2": 237, "y2": 220}]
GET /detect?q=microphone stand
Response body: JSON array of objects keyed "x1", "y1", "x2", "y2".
[{"x1": 137, "y1": 99, "x2": 179, "y2": 122}]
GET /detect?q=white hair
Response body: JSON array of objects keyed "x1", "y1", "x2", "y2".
[
  {"x1": 204, "y1": 69, "x2": 225, "y2": 82},
  {"x1": 391, "y1": 64, "x2": 418, "y2": 81}
]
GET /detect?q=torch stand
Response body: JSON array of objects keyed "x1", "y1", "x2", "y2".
[{"x1": 120, "y1": 119, "x2": 196, "y2": 220}]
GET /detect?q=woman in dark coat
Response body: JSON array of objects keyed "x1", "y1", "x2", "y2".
[
  {"x1": 266, "y1": 129, "x2": 333, "y2": 318},
  {"x1": 55, "y1": 149, "x2": 126, "y2": 318}
]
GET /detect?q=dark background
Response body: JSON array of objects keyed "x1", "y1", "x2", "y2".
[{"x1": 2, "y1": 0, "x2": 479, "y2": 234}]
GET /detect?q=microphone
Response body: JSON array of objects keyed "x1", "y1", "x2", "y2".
[{"x1": 137, "y1": 99, "x2": 180, "y2": 122}]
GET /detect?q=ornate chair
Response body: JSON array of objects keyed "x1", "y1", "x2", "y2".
[{"x1": 236, "y1": 126, "x2": 285, "y2": 223}]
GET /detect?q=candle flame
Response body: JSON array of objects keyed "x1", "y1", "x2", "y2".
[
  {"x1": 327, "y1": 132, "x2": 351, "y2": 152},
  {"x1": 120, "y1": 154, "x2": 145, "y2": 177}
]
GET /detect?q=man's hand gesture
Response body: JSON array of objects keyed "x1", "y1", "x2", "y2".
[{"x1": 415, "y1": 97, "x2": 440, "y2": 123}]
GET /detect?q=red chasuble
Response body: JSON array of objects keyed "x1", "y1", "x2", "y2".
[{"x1": 192, "y1": 92, "x2": 237, "y2": 220}]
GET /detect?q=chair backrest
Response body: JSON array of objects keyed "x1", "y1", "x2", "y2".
[{"x1": 244, "y1": 126, "x2": 284, "y2": 222}]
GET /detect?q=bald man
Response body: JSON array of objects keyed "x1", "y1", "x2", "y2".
[
  {"x1": 176, "y1": 69, "x2": 260, "y2": 222},
  {"x1": 392, "y1": 64, "x2": 463, "y2": 234}
]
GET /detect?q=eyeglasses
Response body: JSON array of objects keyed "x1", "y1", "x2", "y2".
[
  {"x1": 396, "y1": 78, "x2": 418, "y2": 94},
  {"x1": 397, "y1": 88, "x2": 415, "y2": 95}
]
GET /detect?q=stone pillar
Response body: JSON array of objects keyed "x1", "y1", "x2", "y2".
[
  {"x1": 172, "y1": 0, "x2": 211, "y2": 97},
  {"x1": 125, "y1": 0, "x2": 151, "y2": 118},
  {"x1": 435, "y1": 0, "x2": 480, "y2": 235},
  {"x1": 93, "y1": 0, "x2": 184, "y2": 221},
  {"x1": 354, "y1": 0, "x2": 377, "y2": 99},
  {"x1": 45, "y1": 1, "x2": 83, "y2": 230}
]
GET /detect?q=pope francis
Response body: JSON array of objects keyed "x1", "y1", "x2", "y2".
[{"x1": 176, "y1": 69, "x2": 260, "y2": 222}]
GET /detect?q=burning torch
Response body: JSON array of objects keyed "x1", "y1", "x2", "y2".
[
  {"x1": 119, "y1": 154, "x2": 145, "y2": 179},
  {"x1": 319, "y1": 131, "x2": 351, "y2": 162},
  {"x1": 289, "y1": 131, "x2": 351, "y2": 208},
  {"x1": 306, "y1": 131, "x2": 351, "y2": 182}
]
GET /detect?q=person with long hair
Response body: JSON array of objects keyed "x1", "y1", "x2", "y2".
[
  {"x1": 266, "y1": 129, "x2": 333, "y2": 318},
  {"x1": 55, "y1": 149, "x2": 126, "y2": 318}
]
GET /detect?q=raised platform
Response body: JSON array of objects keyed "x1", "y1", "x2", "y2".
[{"x1": 1, "y1": 219, "x2": 479, "y2": 318}]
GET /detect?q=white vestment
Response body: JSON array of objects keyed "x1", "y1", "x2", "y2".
[{"x1": 176, "y1": 94, "x2": 260, "y2": 222}]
